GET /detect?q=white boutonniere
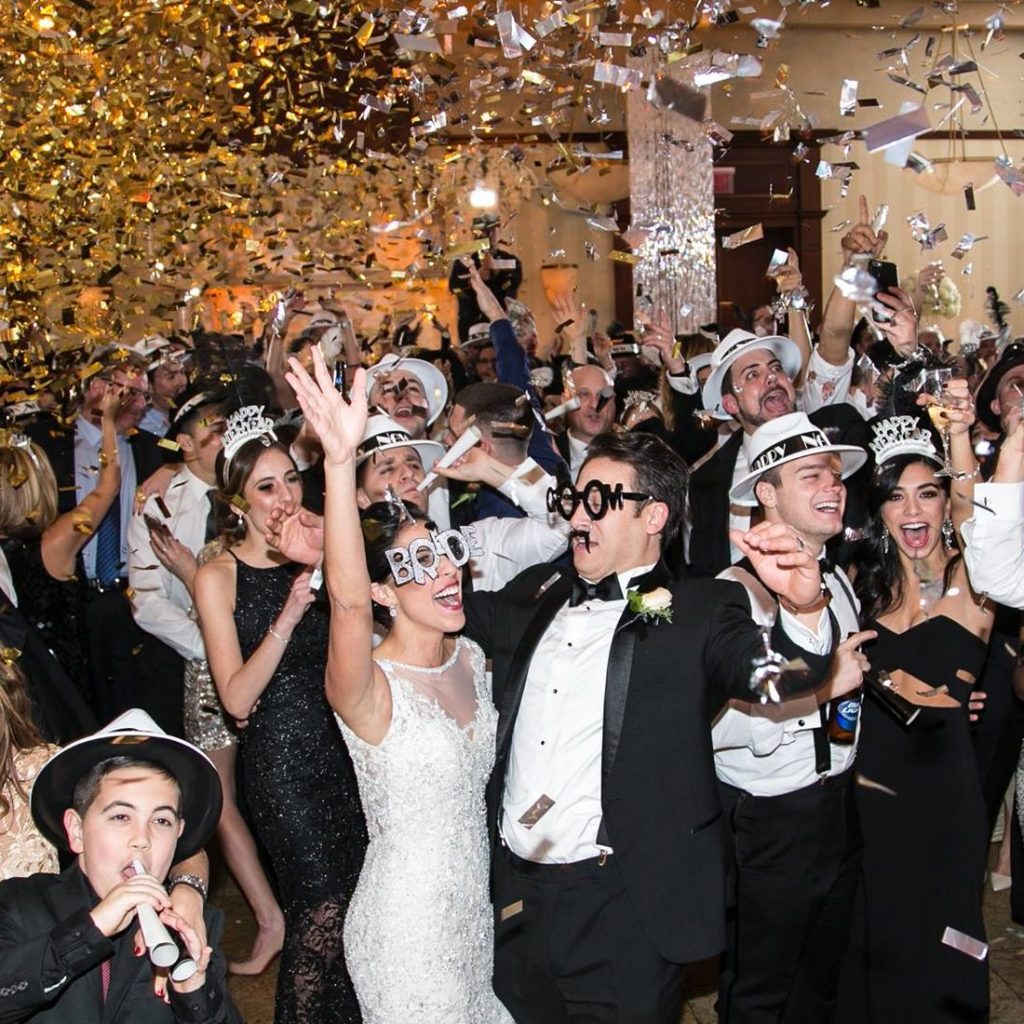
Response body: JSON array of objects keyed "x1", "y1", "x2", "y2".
[{"x1": 626, "y1": 586, "x2": 673, "y2": 624}]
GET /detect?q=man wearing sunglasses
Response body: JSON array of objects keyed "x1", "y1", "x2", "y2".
[{"x1": 463, "y1": 430, "x2": 839, "y2": 1023}]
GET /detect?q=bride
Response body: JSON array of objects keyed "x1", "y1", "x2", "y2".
[{"x1": 285, "y1": 349, "x2": 512, "y2": 1024}]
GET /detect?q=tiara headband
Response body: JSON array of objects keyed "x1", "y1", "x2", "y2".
[
  {"x1": 869, "y1": 415, "x2": 939, "y2": 467},
  {"x1": 222, "y1": 405, "x2": 278, "y2": 469}
]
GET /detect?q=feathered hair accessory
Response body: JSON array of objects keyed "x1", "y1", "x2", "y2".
[
  {"x1": 869, "y1": 415, "x2": 939, "y2": 467},
  {"x1": 221, "y1": 405, "x2": 277, "y2": 469}
]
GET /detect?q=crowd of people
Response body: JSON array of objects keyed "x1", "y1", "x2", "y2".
[{"x1": 1, "y1": 193, "x2": 1023, "y2": 1024}]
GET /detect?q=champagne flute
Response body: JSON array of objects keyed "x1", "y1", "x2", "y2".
[{"x1": 920, "y1": 368, "x2": 955, "y2": 477}]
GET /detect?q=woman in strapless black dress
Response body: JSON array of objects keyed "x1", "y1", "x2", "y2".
[
  {"x1": 194, "y1": 407, "x2": 366, "y2": 1024},
  {"x1": 842, "y1": 405, "x2": 994, "y2": 1024}
]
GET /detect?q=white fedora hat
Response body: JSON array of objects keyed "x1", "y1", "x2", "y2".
[
  {"x1": 700, "y1": 329, "x2": 802, "y2": 418},
  {"x1": 356, "y1": 414, "x2": 444, "y2": 470},
  {"x1": 364, "y1": 353, "x2": 449, "y2": 426},
  {"x1": 730, "y1": 412, "x2": 868, "y2": 505}
]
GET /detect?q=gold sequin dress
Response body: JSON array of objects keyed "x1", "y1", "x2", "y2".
[{"x1": 0, "y1": 745, "x2": 59, "y2": 880}]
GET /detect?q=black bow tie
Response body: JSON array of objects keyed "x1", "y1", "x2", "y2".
[
  {"x1": 819, "y1": 555, "x2": 836, "y2": 577},
  {"x1": 569, "y1": 573, "x2": 623, "y2": 608}
]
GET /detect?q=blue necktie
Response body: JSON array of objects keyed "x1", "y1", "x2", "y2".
[{"x1": 94, "y1": 499, "x2": 121, "y2": 584}]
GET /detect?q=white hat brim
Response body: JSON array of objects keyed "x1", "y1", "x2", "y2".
[
  {"x1": 729, "y1": 445, "x2": 868, "y2": 506},
  {"x1": 702, "y1": 335, "x2": 803, "y2": 417}
]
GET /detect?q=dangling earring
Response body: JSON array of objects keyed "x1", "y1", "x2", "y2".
[
  {"x1": 388, "y1": 606, "x2": 398, "y2": 620},
  {"x1": 881, "y1": 529, "x2": 891, "y2": 555},
  {"x1": 942, "y1": 517, "x2": 955, "y2": 550}
]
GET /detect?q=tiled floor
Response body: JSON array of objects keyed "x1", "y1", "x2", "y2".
[{"x1": 219, "y1": 849, "x2": 1024, "y2": 1023}]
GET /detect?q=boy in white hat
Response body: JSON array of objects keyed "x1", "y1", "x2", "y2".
[{"x1": 0, "y1": 710, "x2": 238, "y2": 1024}]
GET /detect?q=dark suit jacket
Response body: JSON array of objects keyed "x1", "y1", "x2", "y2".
[
  {"x1": 687, "y1": 404, "x2": 872, "y2": 578},
  {"x1": 464, "y1": 561, "x2": 832, "y2": 964},
  {"x1": 0, "y1": 865, "x2": 239, "y2": 1024},
  {"x1": 25, "y1": 418, "x2": 165, "y2": 518}
]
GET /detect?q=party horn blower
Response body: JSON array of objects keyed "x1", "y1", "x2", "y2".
[
  {"x1": 544, "y1": 395, "x2": 581, "y2": 422},
  {"x1": 131, "y1": 861, "x2": 179, "y2": 968},
  {"x1": 418, "y1": 426, "x2": 482, "y2": 490},
  {"x1": 130, "y1": 861, "x2": 199, "y2": 980}
]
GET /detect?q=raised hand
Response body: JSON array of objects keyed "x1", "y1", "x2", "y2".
[
  {"x1": 285, "y1": 348, "x2": 367, "y2": 467},
  {"x1": 266, "y1": 506, "x2": 325, "y2": 565},
  {"x1": 993, "y1": 406, "x2": 1024, "y2": 483},
  {"x1": 730, "y1": 522, "x2": 825, "y2": 612},
  {"x1": 841, "y1": 195, "x2": 889, "y2": 264},
  {"x1": 774, "y1": 248, "x2": 803, "y2": 295},
  {"x1": 873, "y1": 287, "x2": 919, "y2": 356},
  {"x1": 551, "y1": 292, "x2": 587, "y2": 357},
  {"x1": 467, "y1": 262, "x2": 507, "y2": 323},
  {"x1": 638, "y1": 309, "x2": 686, "y2": 373}
]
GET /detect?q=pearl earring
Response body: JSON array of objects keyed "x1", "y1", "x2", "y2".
[{"x1": 388, "y1": 606, "x2": 397, "y2": 620}]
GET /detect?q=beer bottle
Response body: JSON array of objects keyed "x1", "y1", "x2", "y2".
[{"x1": 828, "y1": 690, "x2": 861, "y2": 744}]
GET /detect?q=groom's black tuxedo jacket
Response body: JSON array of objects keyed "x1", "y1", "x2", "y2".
[{"x1": 463, "y1": 560, "x2": 833, "y2": 965}]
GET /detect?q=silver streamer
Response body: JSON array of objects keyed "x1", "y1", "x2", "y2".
[{"x1": 626, "y1": 53, "x2": 716, "y2": 334}]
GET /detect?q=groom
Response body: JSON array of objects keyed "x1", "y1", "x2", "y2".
[{"x1": 463, "y1": 430, "x2": 838, "y2": 1023}]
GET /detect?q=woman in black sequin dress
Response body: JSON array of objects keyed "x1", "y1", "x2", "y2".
[{"x1": 194, "y1": 407, "x2": 366, "y2": 1024}]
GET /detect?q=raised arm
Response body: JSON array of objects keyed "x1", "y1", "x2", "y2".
[
  {"x1": 40, "y1": 384, "x2": 121, "y2": 580},
  {"x1": 819, "y1": 195, "x2": 889, "y2": 366},
  {"x1": 551, "y1": 292, "x2": 589, "y2": 367},
  {"x1": 285, "y1": 349, "x2": 393, "y2": 744},
  {"x1": 962, "y1": 412, "x2": 1024, "y2": 607}
]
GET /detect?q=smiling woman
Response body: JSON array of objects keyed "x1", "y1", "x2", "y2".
[{"x1": 842, "y1": 414, "x2": 995, "y2": 1024}]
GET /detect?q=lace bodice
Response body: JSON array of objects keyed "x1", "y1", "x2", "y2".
[
  {"x1": 342, "y1": 637, "x2": 495, "y2": 843},
  {"x1": 336, "y1": 636, "x2": 511, "y2": 1023},
  {"x1": 0, "y1": 745, "x2": 59, "y2": 881}
]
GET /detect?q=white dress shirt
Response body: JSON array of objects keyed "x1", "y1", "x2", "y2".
[
  {"x1": 139, "y1": 405, "x2": 170, "y2": 436},
  {"x1": 712, "y1": 562, "x2": 861, "y2": 796},
  {"x1": 501, "y1": 562, "x2": 657, "y2": 864},
  {"x1": 798, "y1": 348, "x2": 854, "y2": 415},
  {"x1": 74, "y1": 417, "x2": 137, "y2": 581},
  {"x1": 961, "y1": 481, "x2": 1024, "y2": 610},
  {"x1": 566, "y1": 431, "x2": 589, "y2": 482},
  {"x1": 127, "y1": 466, "x2": 211, "y2": 660},
  {"x1": 468, "y1": 459, "x2": 570, "y2": 592},
  {"x1": 0, "y1": 545, "x2": 17, "y2": 606}
]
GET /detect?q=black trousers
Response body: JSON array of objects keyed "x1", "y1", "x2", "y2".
[
  {"x1": 492, "y1": 847, "x2": 686, "y2": 1024},
  {"x1": 717, "y1": 769, "x2": 861, "y2": 1024},
  {"x1": 84, "y1": 588, "x2": 143, "y2": 721}
]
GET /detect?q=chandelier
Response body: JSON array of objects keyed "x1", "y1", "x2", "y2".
[{"x1": 914, "y1": 9, "x2": 1007, "y2": 198}]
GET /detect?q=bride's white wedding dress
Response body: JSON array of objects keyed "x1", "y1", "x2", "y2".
[{"x1": 336, "y1": 636, "x2": 513, "y2": 1024}]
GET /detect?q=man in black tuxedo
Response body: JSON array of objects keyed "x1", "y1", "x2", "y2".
[
  {"x1": 464, "y1": 430, "x2": 839, "y2": 1023},
  {"x1": 26, "y1": 348, "x2": 165, "y2": 718}
]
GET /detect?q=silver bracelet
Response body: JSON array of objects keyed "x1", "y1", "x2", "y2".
[
  {"x1": 167, "y1": 873, "x2": 208, "y2": 902},
  {"x1": 268, "y1": 626, "x2": 290, "y2": 645}
]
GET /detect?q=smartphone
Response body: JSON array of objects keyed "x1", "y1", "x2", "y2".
[
  {"x1": 868, "y1": 259, "x2": 899, "y2": 322},
  {"x1": 144, "y1": 514, "x2": 171, "y2": 541}
]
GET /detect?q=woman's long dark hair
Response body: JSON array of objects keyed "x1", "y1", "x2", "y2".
[
  {"x1": 361, "y1": 501, "x2": 434, "y2": 629},
  {"x1": 853, "y1": 453, "x2": 958, "y2": 622}
]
